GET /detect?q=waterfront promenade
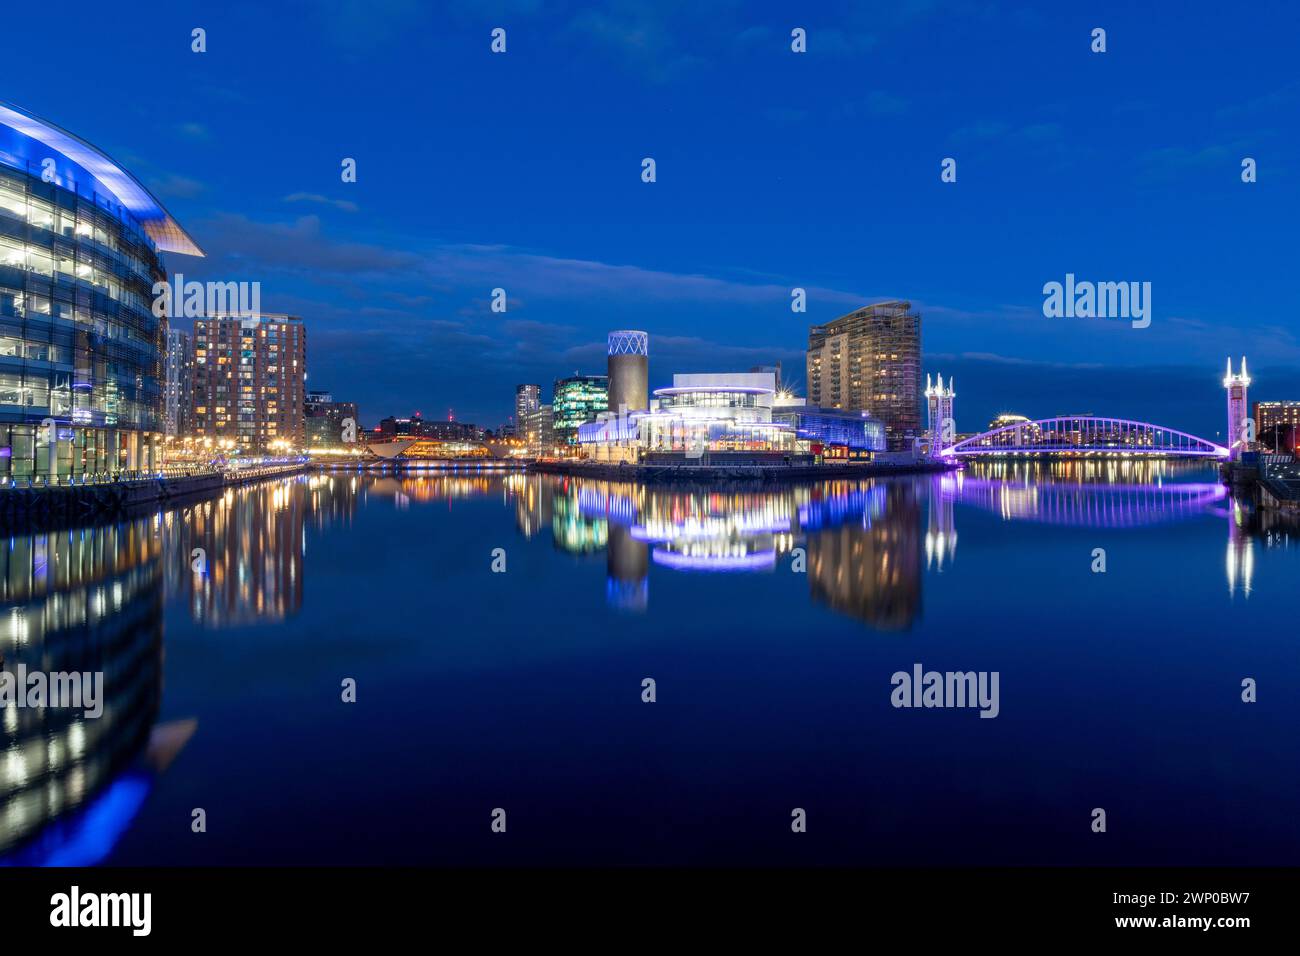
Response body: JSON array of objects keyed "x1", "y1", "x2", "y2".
[{"x1": 0, "y1": 459, "x2": 310, "y2": 525}]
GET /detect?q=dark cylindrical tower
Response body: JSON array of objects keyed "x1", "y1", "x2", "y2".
[{"x1": 607, "y1": 330, "x2": 649, "y2": 414}]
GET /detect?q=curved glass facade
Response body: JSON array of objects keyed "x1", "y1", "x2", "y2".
[{"x1": 0, "y1": 112, "x2": 183, "y2": 479}]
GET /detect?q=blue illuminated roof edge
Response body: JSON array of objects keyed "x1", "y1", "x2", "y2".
[{"x1": 0, "y1": 101, "x2": 204, "y2": 258}]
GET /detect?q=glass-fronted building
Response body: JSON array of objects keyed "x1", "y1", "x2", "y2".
[
  {"x1": 514, "y1": 384, "x2": 540, "y2": 436},
  {"x1": 772, "y1": 405, "x2": 887, "y2": 458},
  {"x1": 164, "y1": 327, "x2": 191, "y2": 437},
  {"x1": 0, "y1": 101, "x2": 202, "y2": 479},
  {"x1": 641, "y1": 372, "x2": 796, "y2": 453},
  {"x1": 553, "y1": 374, "x2": 608, "y2": 445}
]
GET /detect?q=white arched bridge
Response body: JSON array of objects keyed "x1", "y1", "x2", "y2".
[{"x1": 939, "y1": 416, "x2": 1228, "y2": 459}]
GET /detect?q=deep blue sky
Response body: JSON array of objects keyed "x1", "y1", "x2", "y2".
[{"x1": 7, "y1": 1, "x2": 1299, "y2": 437}]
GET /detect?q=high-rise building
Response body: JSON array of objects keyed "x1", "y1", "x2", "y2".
[
  {"x1": 523, "y1": 404, "x2": 554, "y2": 455},
  {"x1": 191, "y1": 313, "x2": 307, "y2": 452},
  {"x1": 0, "y1": 101, "x2": 203, "y2": 477},
  {"x1": 607, "y1": 331, "x2": 648, "y2": 414},
  {"x1": 305, "y1": 389, "x2": 358, "y2": 447},
  {"x1": 1255, "y1": 400, "x2": 1300, "y2": 455},
  {"x1": 164, "y1": 328, "x2": 192, "y2": 438},
  {"x1": 807, "y1": 301, "x2": 922, "y2": 450},
  {"x1": 515, "y1": 384, "x2": 540, "y2": 435},
  {"x1": 553, "y1": 374, "x2": 608, "y2": 445}
]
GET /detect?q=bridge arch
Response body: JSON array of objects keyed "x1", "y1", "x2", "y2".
[{"x1": 940, "y1": 416, "x2": 1228, "y2": 458}]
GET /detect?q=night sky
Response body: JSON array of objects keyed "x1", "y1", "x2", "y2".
[{"x1": 8, "y1": 1, "x2": 1299, "y2": 440}]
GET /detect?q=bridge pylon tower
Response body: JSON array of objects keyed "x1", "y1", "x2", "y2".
[
  {"x1": 1223, "y1": 357, "x2": 1251, "y2": 461},
  {"x1": 925, "y1": 373, "x2": 956, "y2": 453}
]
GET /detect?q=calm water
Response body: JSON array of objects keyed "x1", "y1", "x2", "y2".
[{"x1": 3, "y1": 461, "x2": 1298, "y2": 866}]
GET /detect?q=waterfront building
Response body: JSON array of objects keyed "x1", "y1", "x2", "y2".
[
  {"x1": 375, "y1": 413, "x2": 428, "y2": 438},
  {"x1": 771, "y1": 405, "x2": 887, "y2": 459},
  {"x1": 989, "y1": 413, "x2": 1031, "y2": 431},
  {"x1": 305, "y1": 390, "x2": 358, "y2": 447},
  {"x1": 0, "y1": 101, "x2": 204, "y2": 478},
  {"x1": 164, "y1": 328, "x2": 192, "y2": 437},
  {"x1": 375, "y1": 413, "x2": 482, "y2": 442},
  {"x1": 514, "y1": 384, "x2": 540, "y2": 436},
  {"x1": 579, "y1": 370, "x2": 819, "y2": 462},
  {"x1": 806, "y1": 301, "x2": 922, "y2": 450},
  {"x1": 1255, "y1": 400, "x2": 1300, "y2": 455},
  {"x1": 425, "y1": 420, "x2": 483, "y2": 442},
  {"x1": 641, "y1": 371, "x2": 795, "y2": 456},
  {"x1": 553, "y1": 374, "x2": 608, "y2": 445},
  {"x1": 973, "y1": 413, "x2": 1040, "y2": 449},
  {"x1": 523, "y1": 404, "x2": 555, "y2": 455},
  {"x1": 607, "y1": 330, "x2": 649, "y2": 414},
  {"x1": 191, "y1": 313, "x2": 307, "y2": 453}
]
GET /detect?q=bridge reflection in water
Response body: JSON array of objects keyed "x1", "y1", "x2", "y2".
[
  {"x1": 2, "y1": 468, "x2": 1290, "y2": 863},
  {"x1": 937, "y1": 472, "x2": 1227, "y2": 527},
  {"x1": 505, "y1": 459, "x2": 1287, "y2": 626}
]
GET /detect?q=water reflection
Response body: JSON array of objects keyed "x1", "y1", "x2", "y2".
[
  {"x1": 162, "y1": 474, "x2": 360, "y2": 627},
  {"x1": 806, "y1": 481, "x2": 922, "y2": 630},
  {"x1": 2, "y1": 463, "x2": 1295, "y2": 864},
  {"x1": 0, "y1": 474, "x2": 365, "y2": 863},
  {"x1": 510, "y1": 474, "x2": 923, "y2": 627},
  {"x1": 506, "y1": 460, "x2": 1296, "y2": 625},
  {"x1": 0, "y1": 517, "x2": 166, "y2": 864},
  {"x1": 948, "y1": 460, "x2": 1228, "y2": 527}
]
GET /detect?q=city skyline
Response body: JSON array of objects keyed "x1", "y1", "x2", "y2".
[
  {"x1": 5, "y1": 2, "x2": 1298, "y2": 436},
  {"x1": 2, "y1": 2, "x2": 1299, "y2": 925}
]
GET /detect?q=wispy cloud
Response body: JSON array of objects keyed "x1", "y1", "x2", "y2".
[
  {"x1": 175, "y1": 122, "x2": 211, "y2": 141},
  {"x1": 948, "y1": 120, "x2": 1062, "y2": 146},
  {"x1": 565, "y1": 2, "x2": 708, "y2": 83},
  {"x1": 284, "y1": 192, "x2": 360, "y2": 213},
  {"x1": 148, "y1": 174, "x2": 206, "y2": 199}
]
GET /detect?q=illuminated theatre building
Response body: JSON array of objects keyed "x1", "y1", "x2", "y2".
[
  {"x1": 578, "y1": 368, "x2": 885, "y2": 463},
  {"x1": 0, "y1": 102, "x2": 203, "y2": 479}
]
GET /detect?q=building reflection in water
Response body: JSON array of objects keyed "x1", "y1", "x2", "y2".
[
  {"x1": 0, "y1": 517, "x2": 181, "y2": 864},
  {"x1": 508, "y1": 473, "x2": 553, "y2": 540},
  {"x1": 509, "y1": 475, "x2": 925, "y2": 629},
  {"x1": 805, "y1": 481, "x2": 923, "y2": 630},
  {"x1": 1226, "y1": 498, "x2": 1255, "y2": 598},
  {"x1": 162, "y1": 475, "x2": 360, "y2": 628},
  {"x1": 607, "y1": 521, "x2": 648, "y2": 611},
  {"x1": 501, "y1": 458, "x2": 1295, "y2": 622},
  {"x1": 926, "y1": 472, "x2": 958, "y2": 570}
]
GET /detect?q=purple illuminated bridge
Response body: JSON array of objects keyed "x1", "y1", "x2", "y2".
[{"x1": 940, "y1": 416, "x2": 1229, "y2": 459}]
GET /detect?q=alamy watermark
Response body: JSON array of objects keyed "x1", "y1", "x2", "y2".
[
  {"x1": 151, "y1": 273, "x2": 261, "y2": 319},
  {"x1": 50, "y1": 886, "x2": 150, "y2": 936},
  {"x1": 890, "y1": 663, "x2": 1000, "y2": 718},
  {"x1": 0, "y1": 665, "x2": 103, "y2": 718},
  {"x1": 1042, "y1": 273, "x2": 1151, "y2": 329}
]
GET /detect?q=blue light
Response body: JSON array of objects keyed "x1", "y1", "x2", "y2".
[{"x1": 0, "y1": 771, "x2": 152, "y2": 867}]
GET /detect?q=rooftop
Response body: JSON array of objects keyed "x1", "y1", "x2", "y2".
[{"x1": 0, "y1": 100, "x2": 203, "y2": 257}]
